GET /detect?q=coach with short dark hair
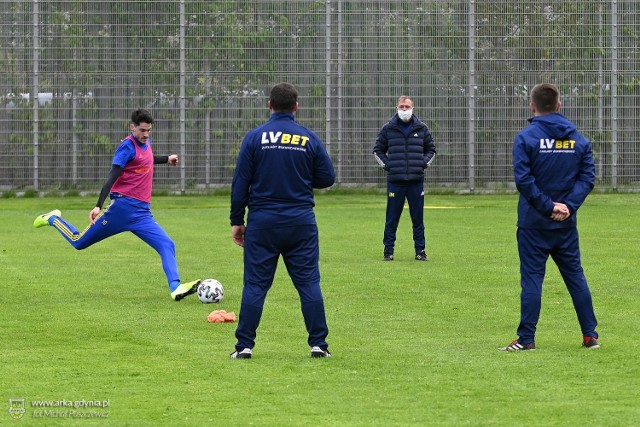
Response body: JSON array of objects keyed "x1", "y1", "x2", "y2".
[
  {"x1": 500, "y1": 83, "x2": 600, "y2": 352},
  {"x1": 229, "y1": 83, "x2": 335, "y2": 359}
]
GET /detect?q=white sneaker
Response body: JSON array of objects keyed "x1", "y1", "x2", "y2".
[
  {"x1": 310, "y1": 346, "x2": 331, "y2": 358},
  {"x1": 230, "y1": 348, "x2": 252, "y2": 359}
]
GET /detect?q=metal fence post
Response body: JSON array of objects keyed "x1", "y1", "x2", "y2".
[
  {"x1": 468, "y1": 0, "x2": 476, "y2": 192},
  {"x1": 32, "y1": 0, "x2": 39, "y2": 191}
]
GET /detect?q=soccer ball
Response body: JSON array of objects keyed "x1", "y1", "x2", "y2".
[{"x1": 197, "y1": 279, "x2": 224, "y2": 304}]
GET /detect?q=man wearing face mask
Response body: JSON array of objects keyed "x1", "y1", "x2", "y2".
[{"x1": 373, "y1": 96, "x2": 436, "y2": 261}]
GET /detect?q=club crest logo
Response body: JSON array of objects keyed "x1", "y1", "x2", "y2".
[{"x1": 8, "y1": 398, "x2": 26, "y2": 420}]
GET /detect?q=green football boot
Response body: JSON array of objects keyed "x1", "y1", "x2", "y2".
[
  {"x1": 171, "y1": 279, "x2": 202, "y2": 301},
  {"x1": 33, "y1": 209, "x2": 61, "y2": 228}
]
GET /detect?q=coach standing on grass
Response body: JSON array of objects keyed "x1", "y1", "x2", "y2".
[
  {"x1": 500, "y1": 83, "x2": 600, "y2": 352},
  {"x1": 229, "y1": 83, "x2": 335, "y2": 359},
  {"x1": 373, "y1": 95, "x2": 436, "y2": 262}
]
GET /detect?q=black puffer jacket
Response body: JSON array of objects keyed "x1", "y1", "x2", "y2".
[{"x1": 373, "y1": 114, "x2": 436, "y2": 183}]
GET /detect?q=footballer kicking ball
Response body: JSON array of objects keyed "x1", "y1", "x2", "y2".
[{"x1": 197, "y1": 279, "x2": 224, "y2": 304}]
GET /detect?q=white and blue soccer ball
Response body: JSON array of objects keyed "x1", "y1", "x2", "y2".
[{"x1": 197, "y1": 279, "x2": 224, "y2": 304}]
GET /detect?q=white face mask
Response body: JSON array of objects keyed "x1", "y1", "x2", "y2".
[{"x1": 397, "y1": 108, "x2": 413, "y2": 122}]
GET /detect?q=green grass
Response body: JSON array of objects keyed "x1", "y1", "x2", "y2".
[{"x1": 1, "y1": 193, "x2": 639, "y2": 426}]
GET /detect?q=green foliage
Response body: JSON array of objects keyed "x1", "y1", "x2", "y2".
[
  {"x1": 1, "y1": 1, "x2": 638, "y2": 191},
  {"x1": 1, "y1": 194, "x2": 639, "y2": 425},
  {"x1": 85, "y1": 134, "x2": 114, "y2": 155},
  {"x1": 22, "y1": 188, "x2": 38, "y2": 198}
]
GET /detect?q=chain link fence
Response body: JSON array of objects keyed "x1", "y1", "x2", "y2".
[{"x1": 1, "y1": 1, "x2": 638, "y2": 193}]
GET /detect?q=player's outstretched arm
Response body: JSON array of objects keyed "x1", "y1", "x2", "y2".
[{"x1": 153, "y1": 154, "x2": 178, "y2": 165}]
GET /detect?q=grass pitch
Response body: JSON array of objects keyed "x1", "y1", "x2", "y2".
[{"x1": 1, "y1": 193, "x2": 639, "y2": 426}]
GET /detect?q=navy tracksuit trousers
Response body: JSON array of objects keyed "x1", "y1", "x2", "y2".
[
  {"x1": 516, "y1": 227, "x2": 598, "y2": 343},
  {"x1": 383, "y1": 181, "x2": 425, "y2": 254},
  {"x1": 235, "y1": 224, "x2": 329, "y2": 351}
]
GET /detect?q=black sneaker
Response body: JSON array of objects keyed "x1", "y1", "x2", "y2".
[
  {"x1": 415, "y1": 251, "x2": 428, "y2": 261},
  {"x1": 498, "y1": 339, "x2": 535, "y2": 351},
  {"x1": 383, "y1": 251, "x2": 394, "y2": 261},
  {"x1": 230, "y1": 348, "x2": 252, "y2": 359},
  {"x1": 310, "y1": 346, "x2": 331, "y2": 358},
  {"x1": 582, "y1": 336, "x2": 600, "y2": 349}
]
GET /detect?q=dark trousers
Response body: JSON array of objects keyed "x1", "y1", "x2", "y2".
[
  {"x1": 383, "y1": 181, "x2": 425, "y2": 253},
  {"x1": 235, "y1": 224, "x2": 329, "y2": 351},
  {"x1": 516, "y1": 227, "x2": 598, "y2": 344}
]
